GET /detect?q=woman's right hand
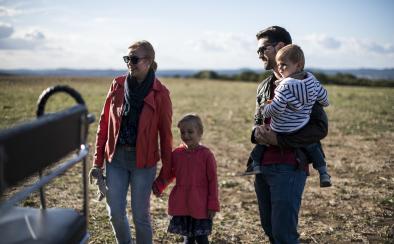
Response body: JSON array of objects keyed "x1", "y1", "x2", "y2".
[{"x1": 88, "y1": 166, "x2": 102, "y2": 184}]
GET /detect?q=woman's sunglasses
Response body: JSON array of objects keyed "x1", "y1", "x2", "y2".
[{"x1": 123, "y1": 55, "x2": 146, "y2": 65}]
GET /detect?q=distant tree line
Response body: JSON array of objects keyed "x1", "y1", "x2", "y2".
[{"x1": 190, "y1": 70, "x2": 394, "y2": 87}]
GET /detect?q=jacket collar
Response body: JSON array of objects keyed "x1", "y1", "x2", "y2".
[
  {"x1": 116, "y1": 73, "x2": 161, "y2": 91},
  {"x1": 115, "y1": 74, "x2": 161, "y2": 110}
]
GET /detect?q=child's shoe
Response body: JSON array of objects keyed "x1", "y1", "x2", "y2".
[
  {"x1": 320, "y1": 173, "x2": 332, "y2": 187},
  {"x1": 243, "y1": 161, "x2": 262, "y2": 175}
]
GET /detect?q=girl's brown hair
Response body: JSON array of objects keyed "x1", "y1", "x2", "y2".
[{"x1": 177, "y1": 113, "x2": 204, "y2": 135}]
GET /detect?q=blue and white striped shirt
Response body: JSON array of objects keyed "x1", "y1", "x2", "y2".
[{"x1": 262, "y1": 72, "x2": 329, "y2": 133}]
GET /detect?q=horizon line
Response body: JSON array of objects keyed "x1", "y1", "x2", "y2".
[{"x1": 1, "y1": 67, "x2": 394, "y2": 71}]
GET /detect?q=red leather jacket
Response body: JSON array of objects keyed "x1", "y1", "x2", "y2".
[{"x1": 93, "y1": 75, "x2": 172, "y2": 176}]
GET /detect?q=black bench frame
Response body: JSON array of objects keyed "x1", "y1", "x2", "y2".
[{"x1": 0, "y1": 85, "x2": 94, "y2": 244}]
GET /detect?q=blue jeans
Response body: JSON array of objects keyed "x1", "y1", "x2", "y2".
[
  {"x1": 105, "y1": 146, "x2": 157, "y2": 244},
  {"x1": 304, "y1": 142, "x2": 327, "y2": 170},
  {"x1": 254, "y1": 164, "x2": 307, "y2": 244}
]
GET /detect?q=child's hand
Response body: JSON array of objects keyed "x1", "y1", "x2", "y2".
[
  {"x1": 208, "y1": 210, "x2": 216, "y2": 219},
  {"x1": 152, "y1": 182, "x2": 161, "y2": 197},
  {"x1": 259, "y1": 99, "x2": 272, "y2": 112}
]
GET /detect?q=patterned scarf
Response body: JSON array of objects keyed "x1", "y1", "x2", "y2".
[
  {"x1": 123, "y1": 68, "x2": 155, "y2": 116},
  {"x1": 118, "y1": 68, "x2": 154, "y2": 146}
]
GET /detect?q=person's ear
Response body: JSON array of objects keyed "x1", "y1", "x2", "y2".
[
  {"x1": 275, "y1": 42, "x2": 286, "y2": 50},
  {"x1": 296, "y1": 62, "x2": 303, "y2": 71},
  {"x1": 142, "y1": 58, "x2": 151, "y2": 69}
]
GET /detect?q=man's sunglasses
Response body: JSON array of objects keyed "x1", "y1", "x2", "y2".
[
  {"x1": 123, "y1": 55, "x2": 147, "y2": 65},
  {"x1": 257, "y1": 42, "x2": 277, "y2": 55}
]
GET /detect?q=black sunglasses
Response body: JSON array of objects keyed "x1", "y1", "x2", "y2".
[
  {"x1": 123, "y1": 55, "x2": 146, "y2": 65},
  {"x1": 257, "y1": 42, "x2": 277, "y2": 55}
]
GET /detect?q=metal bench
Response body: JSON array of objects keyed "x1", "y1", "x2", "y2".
[{"x1": 0, "y1": 85, "x2": 95, "y2": 244}]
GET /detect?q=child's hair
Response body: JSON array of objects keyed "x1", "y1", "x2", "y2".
[
  {"x1": 177, "y1": 113, "x2": 204, "y2": 135},
  {"x1": 276, "y1": 44, "x2": 305, "y2": 70}
]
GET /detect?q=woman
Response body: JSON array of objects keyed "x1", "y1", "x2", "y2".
[{"x1": 91, "y1": 40, "x2": 173, "y2": 244}]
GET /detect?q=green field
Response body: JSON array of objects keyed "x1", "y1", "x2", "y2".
[{"x1": 1, "y1": 76, "x2": 393, "y2": 243}]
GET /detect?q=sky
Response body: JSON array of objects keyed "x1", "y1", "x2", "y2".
[{"x1": 0, "y1": 0, "x2": 393, "y2": 70}]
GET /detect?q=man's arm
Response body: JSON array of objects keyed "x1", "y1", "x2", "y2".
[
  {"x1": 253, "y1": 103, "x2": 328, "y2": 147},
  {"x1": 277, "y1": 103, "x2": 328, "y2": 148}
]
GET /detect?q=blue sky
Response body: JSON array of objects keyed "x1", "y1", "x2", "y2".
[{"x1": 0, "y1": 0, "x2": 393, "y2": 70}]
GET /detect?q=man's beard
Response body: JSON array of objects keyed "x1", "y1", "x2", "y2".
[{"x1": 264, "y1": 59, "x2": 276, "y2": 70}]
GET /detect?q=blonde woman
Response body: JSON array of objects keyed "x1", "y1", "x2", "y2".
[{"x1": 91, "y1": 40, "x2": 173, "y2": 244}]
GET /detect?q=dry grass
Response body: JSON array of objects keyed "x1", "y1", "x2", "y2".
[{"x1": 0, "y1": 76, "x2": 393, "y2": 243}]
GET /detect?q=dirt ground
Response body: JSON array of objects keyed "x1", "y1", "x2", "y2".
[
  {"x1": 143, "y1": 125, "x2": 394, "y2": 243},
  {"x1": 190, "y1": 133, "x2": 393, "y2": 243},
  {"x1": 1, "y1": 77, "x2": 393, "y2": 243}
]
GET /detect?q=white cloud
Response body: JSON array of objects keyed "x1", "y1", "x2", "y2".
[
  {"x1": 353, "y1": 40, "x2": 394, "y2": 55},
  {"x1": 0, "y1": 23, "x2": 13, "y2": 38},
  {"x1": 0, "y1": 6, "x2": 22, "y2": 17},
  {"x1": 188, "y1": 31, "x2": 255, "y2": 53},
  {"x1": 301, "y1": 34, "x2": 394, "y2": 56},
  {"x1": 319, "y1": 36, "x2": 341, "y2": 49},
  {"x1": 298, "y1": 34, "x2": 394, "y2": 69},
  {"x1": 0, "y1": 24, "x2": 46, "y2": 50},
  {"x1": 25, "y1": 30, "x2": 45, "y2": 40},
  {"x1": 302, "y1": 34, "x2": 341, "y2": 49}
]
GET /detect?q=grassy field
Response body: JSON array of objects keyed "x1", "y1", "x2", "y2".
[{"x1": 0, "y1": 76, "x2": 393, "y2": 243}]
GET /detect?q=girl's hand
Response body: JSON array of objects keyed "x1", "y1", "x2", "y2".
[
  {"x1": 208, "y1": 210, "x2": 216, "y2": 219},
  {"x1": 152, "y1": 182, "x2": 161, "y2": 197}
]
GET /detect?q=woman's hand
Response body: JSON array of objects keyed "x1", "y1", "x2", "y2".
[{"x1": 152, "y1": 178, "x2": 169, "y2": 197}]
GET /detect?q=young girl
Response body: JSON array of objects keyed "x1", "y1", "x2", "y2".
[{"x1": 153, "y1": 113, "x2": 220, "y2": 244}]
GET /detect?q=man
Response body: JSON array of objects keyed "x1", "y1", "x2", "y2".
[{"x1": 251, "y1": 26, "x2": 328, "y2": 243}]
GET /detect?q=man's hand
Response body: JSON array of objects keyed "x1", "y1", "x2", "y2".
[{"x1": 255, "y1": 125, "x2": 278, "y2": 146}]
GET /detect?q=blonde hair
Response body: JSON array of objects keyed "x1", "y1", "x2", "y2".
[
  {"x1": 276, "y1": 44, "x2": 305, "y2": 70},
  {"x1": 128, "y1": 40, "x2": 158, "y2": 71},
  {"x1": 177, "y1": 113, "x2": 204, "y2": 135}
]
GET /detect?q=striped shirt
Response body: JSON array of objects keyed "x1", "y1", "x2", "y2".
[{"x1": 262, "y1": 72, "x2": 329, "y2": 133}]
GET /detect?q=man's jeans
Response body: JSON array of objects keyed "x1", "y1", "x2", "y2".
[
  {"x1": 105, "y1": 146, "x2": 157, "y2": 244},
  {"x1": 254, "y1": 164, "x2": 307, "y2": 244}
]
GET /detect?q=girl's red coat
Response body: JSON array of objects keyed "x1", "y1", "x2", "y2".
[{"x1": 155, "y1": 144, "x2": 220, "y2": 219}]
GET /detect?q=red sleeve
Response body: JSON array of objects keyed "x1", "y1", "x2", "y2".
[
  {"x1": 157, "y1": 87, "x2": 173, "y2": 180},
  {"x1": 206, "y1": 149, "x2": 220, "y2": 212},
  {"x1": 154, "y1": 151, "x2": 176, "y2": 194},
  {"x1": 93, "y1": 81, "x2": 115, "y2": 168}
]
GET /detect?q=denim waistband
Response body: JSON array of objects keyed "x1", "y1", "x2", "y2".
[
  {"x1": 262, "y1": 164, "x2": 298, "y2": 171},
  {"x1": 117, "y1": 144, "x2": 135, "y2": 152}
]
